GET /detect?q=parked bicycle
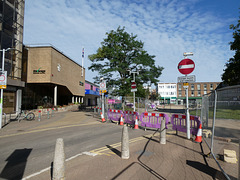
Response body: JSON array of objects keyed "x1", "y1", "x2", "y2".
[{"x1": 15, "y1": 109, "x2": 35, "y2": 122}]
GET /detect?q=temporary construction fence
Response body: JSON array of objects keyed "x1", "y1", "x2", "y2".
[
  {"x1": 171, "y1": 114, "x2": 201, "y2": 136},
  {"x1": 201, "y1": 85, "x2": 240, "y2": 180},
  {"x1": 140, "y1": 112, "x2": 170, "y2": 130}
]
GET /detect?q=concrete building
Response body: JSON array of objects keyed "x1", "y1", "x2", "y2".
[
  {"x1": 157, "y1": 83, "x2": 177, "y2": 104},
  {"x1": 0, "y1": 0, "x2": 25, "y2": 113},
  {"x1": 22, "y1": 45, "x2": 85, "y2": 109}
]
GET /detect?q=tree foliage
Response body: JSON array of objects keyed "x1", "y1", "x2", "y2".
[
  {"x1": 88, "y1": 26, "x2": 163, "y2": 97},
  {"x1": 222, "y1": 15, "x2": 240, "y2": 85}
]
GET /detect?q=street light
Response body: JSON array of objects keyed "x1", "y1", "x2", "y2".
[
  {"x1": 0, "y1": 48, "x2": 13, "y2": 129},
  {"x1": 128, "y1": 69, "x2": 139, "y2": 112}
]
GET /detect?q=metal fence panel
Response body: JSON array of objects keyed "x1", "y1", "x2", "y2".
[{"x1": 201, "y1": 85, "x2": 240, "y2": 179}]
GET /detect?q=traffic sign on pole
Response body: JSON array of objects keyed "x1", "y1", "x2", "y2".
[
  {"x1": 178, "y1": 75, "x2": 196, "y2": 83},
  {"x1": 178, "y1": 58, "x2": 195, "y2": 75},
  {"x1": 0, "y1": 71, "x2": 7, "y2": 89},
  {"x1": 131, "y1": 82, "x2": 136, "y2": 89}
]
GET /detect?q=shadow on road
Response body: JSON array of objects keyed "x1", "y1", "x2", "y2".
[
  {"x1": 0, "y1": 148, "x2": 32, "y2": 180},
  {"x1": 106, "y1": 145, "x2": 121, "y2": 157}
]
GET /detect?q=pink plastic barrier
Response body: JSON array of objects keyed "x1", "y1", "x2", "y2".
[
  {"x1": 124, "y1": 111, "x2": 139, "y2": 125},
  {"x1": 140, "y1": 112, "x2": 169, "y2": 129},
  {"x1": 108, "y1": 109, "x2": 123, "y2": 122},
  {"x1": 171, "y1": 114, "x2": 201, "y2": 135}
]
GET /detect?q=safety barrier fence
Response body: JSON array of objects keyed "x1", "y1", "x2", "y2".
[
  {"x1": 124, "y1": 111, "x2": 139, "y2": 125},
  {"x1": 171, "y1": 114, "x2": 201, "y2": 136},
  {"x1": 140, "y1": 112, "x2": 170, "y2": 129},
  {"x1": 107, "y1": 109, "x2": 171, "y2": 129},
  {"x1": 107, "y1": 109, "x2": 123, "y2": 122}
]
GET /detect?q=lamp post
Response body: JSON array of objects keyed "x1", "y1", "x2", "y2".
[
  {"x1": 0, "y1": 48, "x2": 12, "y2": 129},
  {"x1": 128, "y1": 70, "x2": 139, "y2": 112}
]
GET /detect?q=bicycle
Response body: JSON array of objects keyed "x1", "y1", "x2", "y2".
[{"x1": 16, "y1": 109, "x2": 35, "y2": 122}]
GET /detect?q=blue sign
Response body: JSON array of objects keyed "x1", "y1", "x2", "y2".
[{"x1": 85, "y1": 89, "x2": 100, "y2": 96}]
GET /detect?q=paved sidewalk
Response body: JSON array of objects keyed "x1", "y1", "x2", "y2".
[{"x1": 26, "y1": 130, "x2": 236, "y2": 180}]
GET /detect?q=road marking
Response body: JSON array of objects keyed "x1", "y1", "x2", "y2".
[
  {"x1": 22, "y1": 167, "x2": 51, "y2": 180},
  {"x1": 22, "y1": 133, "x2": 153, "y2": 179},
  {"x1": 0, "y1": 122, "x2": 99, "y2": 139}
]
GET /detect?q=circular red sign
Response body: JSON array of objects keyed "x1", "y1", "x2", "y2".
[
  {"x1": 131, "y1": 82, "x2": 136, "y2": 89},
  {"x1": 178, "y1": 58, "x2": 195, "y2": 75}
]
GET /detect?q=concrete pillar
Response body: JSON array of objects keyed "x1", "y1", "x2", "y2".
[
  {"x1": 78, "y1": 97, "x2": 81, "y2": 104},
  {"x1": 121, "y1": 126, "x2": 129, "y2": 159},
  {"x1": 160, "y1": 118, "x2": 166, "y2": 144},
  {"x1": 16, "y1": 89, "x2": 22, "y2": 112},
  {"x1": 81, "y1": 97, "x2": 84, "y2": 103},
  {"x1": 53, "y1": 138, "x2": 65, "y2": 180},
  {"x1": 54, "y1": 86, "x2": 57, "y2": 107},
  {"x1": 72, "y1": 96, "x2": 74, "y2": 103},
  {"x1": 75, "y1": 97, "x2": 78, "y2": 103}
]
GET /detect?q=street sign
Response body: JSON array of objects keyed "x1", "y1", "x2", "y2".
[
  {"x1": 131, "y1": 89, "x2": 137, "y2": 92},
  {"x1": 183, "y1": 83, "x2": 189, "y2": 88},
  {"x1": 0, "y1": 71, "x2": 7, "y2": 89},
  {"x1": 100, "y1": 90, "x2": 107, "y2": 93},
  {"x1": 178, "y1": 58, "x2": 195, "y2": 75},
  {"x1": 131, "y1": 82, "x2": 136, "y2": 89},
  {"x1": 178, "y1": 75, "x2": 196, "y2": 83},
  {"x1": 100, "y1": 80, "x2": 106, "y2": 91}
]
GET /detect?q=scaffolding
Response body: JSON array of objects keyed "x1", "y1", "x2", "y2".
[{"x1": 0, "y1": 0, "x2": 25, "y2": 80}]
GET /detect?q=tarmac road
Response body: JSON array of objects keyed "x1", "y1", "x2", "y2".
[{"x1": 0, "y1": 111, "x2": 151, "y2": 179}]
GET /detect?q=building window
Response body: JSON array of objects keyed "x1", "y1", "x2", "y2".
[
  {"x1": 210, "y1": 84, "x2": 213, "y2": 90},
  {"x1": 191, "y1": 84, "x2": 194, "y2": 90},
  {"x1": 179, "y1": 91, "x2": 182, "y2": 97},
  {"x1": 197, "y1": 84, "x2": 200, "y2": 90},
  {"x1": 204, "y1": 90, "x2": 207, "y2": 95},
  {"x1": 179, "y1": 84, "x2": 182, "y2": 90},
  {"x1": 191, "y1": 91, "x2": 194, "y2": 96},
  {"x1": 204, "y1": 84, "x2": 207, "y2": 90},
  {"x1": 198, "y1": 90, "x2": 201, "y2": 96}
]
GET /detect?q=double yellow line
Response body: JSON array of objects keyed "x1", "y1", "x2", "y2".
[{"x1": 90, "y1": 133, "x2": 155, "y2": 156}]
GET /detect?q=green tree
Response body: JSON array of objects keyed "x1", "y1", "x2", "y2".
[
  {"x1": 222, "y1": 16, "x2": 240, "y2": 85},
  {"x1": 88, "y1": 26, "x2": 163, "y2": 97}
]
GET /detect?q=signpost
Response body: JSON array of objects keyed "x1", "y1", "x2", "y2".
[
  {"x1": 178, "y1": 75, "x2": 196, "y2": 83},
  {"x1": 178, "y1": 54, "x2": 195, "y2": 140},
  {"x1": 0, "y1": 71, "x2": 7, "y2": 89},
  {"x1": 100, "y1": 80, "x2": 106, "y2": 117},
  {"x1": 178, "y1": 58, "x2": 195, "y2": 75},
  {"x1": 131, "y1": 82, "x2": 137, "y2": 92}
]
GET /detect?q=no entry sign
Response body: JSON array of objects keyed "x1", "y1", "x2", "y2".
[
  {"x1": 178, "y1": 58, "x2": 195, "y2": 75},
  {"x1": 131, "y1": 82, "x2": 136, "y2": 89}
]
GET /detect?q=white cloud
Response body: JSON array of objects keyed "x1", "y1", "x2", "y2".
[{"x1": 24, "y1": 0, "x2": 237, "y2": 84}]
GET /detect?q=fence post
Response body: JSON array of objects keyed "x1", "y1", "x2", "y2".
[
  {"x1": 52, "y1": 108, "x2": 54, "y2": 117},
  {"x1": 47, "y1": 109, "x2": 50, "y2": 119},
  {"x1": 38, "y1": 110, "x2": 41, "y2": 121},
  {"x1": 160, "y1": 118, "x2": 166, "y2": 144},
  {"x1": 210, "y1": 90, "x2": 217, "y2": 154}
]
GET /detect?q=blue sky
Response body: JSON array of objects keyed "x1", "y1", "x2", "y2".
[{"x1": 23, "y1": 0, "x2": 240, "y2": 85}]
